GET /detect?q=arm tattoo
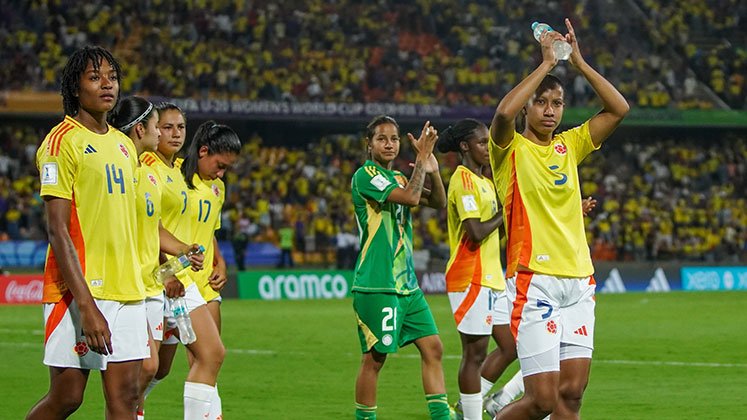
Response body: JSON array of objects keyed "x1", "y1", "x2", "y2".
[{"x1": 408, "y1": 160, "x2": 426, "y2": 198}]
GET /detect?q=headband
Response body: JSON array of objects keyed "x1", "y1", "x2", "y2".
[{"x1": 119, "y1": 102, "x2": 154, "y2": 132}]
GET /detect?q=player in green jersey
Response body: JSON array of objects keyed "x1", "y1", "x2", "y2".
[{"x1": 351, "y1": 115, "x2": 451, "y2": 420}]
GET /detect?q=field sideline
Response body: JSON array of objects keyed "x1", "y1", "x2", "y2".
[{"x1": 2, "y1": 291, "x2": 745, "y2": 419}]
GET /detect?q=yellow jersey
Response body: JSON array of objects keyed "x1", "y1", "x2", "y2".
[
  {"x1": 444, "y1": 165, "x2": 505, "y2": 292},
  {"x1": 134, "y1": 164, "x2": 164, "y2": 297},
  {"x1": 37, "y1": 116, "x2": 144, "y2": 303},
  {"x1": 489, "y1": 121, "x2": 597, "y2": 278},
  {"x1": 140, "y1": 153, "x2": 193, "y2": 287},
  {"x1": 187, "y1": 174, "x2": 225, "y2": 301}
]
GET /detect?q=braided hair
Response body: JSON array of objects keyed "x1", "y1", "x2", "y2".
[{"x1": 60, "y1": 46, "x2": 122, "y2": 116}]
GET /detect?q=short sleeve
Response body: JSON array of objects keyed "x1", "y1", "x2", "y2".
[
  {"x1": 353, "y1": 166, "x2": 399, "y2": 204},
  {"x1": 451, "y1": 170, "x2": 482, "y2": 221},
  {"x1": 556, "y1": 120, "x2": 598, "y2": 164},
  {"x1": 37, "y1": 132, "x2": 78, "y2": 200}
]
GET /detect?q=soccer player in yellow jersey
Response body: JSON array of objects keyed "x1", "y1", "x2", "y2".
[
  {"x1": 437, "y1": 119, "x2": 518, "y2": 420},
  {"x1": 489, "y1": 20, "x2": 629, "y2": 420},
  {"x1": 141, "y1": 103, "x2": 226, "y2": 420},
  {"x1": 27, "y1": 46, "x2": 148, "y2": 420},
  {"x1": 181, "y1": 121, "x2": 240, "y2": 328},
  {"x1": 108, "y1": 96, "x2": 205, "y2": 420}
]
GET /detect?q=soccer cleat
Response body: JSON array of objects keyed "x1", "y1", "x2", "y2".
[
  {"x1": 483, "y1": 390, "x2": 505, "y2": 418},
  {"x1": 451, "y1": 399, "x2": 463, "y2": 420}
]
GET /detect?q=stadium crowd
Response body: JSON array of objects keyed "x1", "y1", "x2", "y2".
[
  {"x1": 1, "y1": 0, "x2": 745, "y2": 109},
  {"x1": 1, "y1": 123, "x2": 745, "y2": 264}
]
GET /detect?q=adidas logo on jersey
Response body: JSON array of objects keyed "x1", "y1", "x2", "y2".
[
  {"x1": 573, "y1": 325, "x2": 589, "y2": 336},
  {"x1": 84, "y1": 144, "x2": 97, "y2": 154},
  {"x1": 166, "y1": 175, "x2": 173, "y2": 183},
  {"x1": 646, "y1": 268, "x2": 671, "y2": 293},
  {"x1": 600, "y1": 268, "x2": 626, "y2": 293}
]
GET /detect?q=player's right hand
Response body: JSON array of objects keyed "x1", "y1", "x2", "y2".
[
  {"x1": 540, "y1": 30, "x2": 563, "y2": 65},
  {"x1": 79, "y1": 304, "x2": 112, "y2": 355},
  {"x1": 164, "y1": 276, "x2": 186, "y2": 298},
  {"x1": 186, "y1": 243, "x2": 205, "y2": 271},
  {"x1": 408, "y1": 121, "x2": 438, "y2": 158}
]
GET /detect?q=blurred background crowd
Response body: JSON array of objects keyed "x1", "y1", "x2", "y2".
[{"x1": 0, "y1": 0, "x2": 745, "y2": 266}]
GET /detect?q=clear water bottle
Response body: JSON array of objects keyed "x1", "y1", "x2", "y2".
[
  {"x1": 152, "y1": 245, "x2": 205, "y2": 284},
  {"x1": 531, "y1": 22, "x2": 572, "y2": 60},
  {"x1": 170, "y1": 296, "x2": 197, "y2": 345}
]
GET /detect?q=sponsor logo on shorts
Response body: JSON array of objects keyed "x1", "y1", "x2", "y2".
[
  {"x1": 546, "y1": 320, "x2": 557, "y2": 334},
  {"x1": 155, "y1": 322, "x2": 163, "y2": 331},
  {"x1": 74, "y1": 341, "x2": 89, "y2": 357},
  {"x1": 381, "y1": 334, "x2": 393, "y2": 346},
  {"x1": 485, "y1": 315, "x2": 492, "y2": 325},
  {"x1": 573, "y1": 325, "x2": 589, "y2": 336}
]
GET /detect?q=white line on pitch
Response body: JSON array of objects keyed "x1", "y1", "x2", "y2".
[{"x1": 3, "y1": 341, "x2": 745, "y2": 369}]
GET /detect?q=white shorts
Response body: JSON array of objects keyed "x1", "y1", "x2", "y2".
[
  {"x1": 43, "y1": 293, "x2": 149, "y2": 370},
  {"x1": 448, "y1": 284, "x2": 510, "y2": 335},
  {"x1": 163, "y1": 284, "x2": 206, "y2": 345},
  {"x1": 506, "y1": 272, "x2": 596, "y2": 375},
  {"x1": 145, "y1": 293, "x2": 165, "y2": 342}
]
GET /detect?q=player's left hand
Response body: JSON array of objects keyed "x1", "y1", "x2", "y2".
[
  {"x1": 582, "y1": 196, "x2": 597, "y2": 215},
  {"x1": 564, "y1": 18, "x2": 584, "y2": 67},
  {"x1": 208, "y1": 260, "x2": 228, "y2": 291}
]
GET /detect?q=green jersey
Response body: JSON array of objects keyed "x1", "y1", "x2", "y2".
[{"x1": 351, "y1": 160, "x2": 419, "y2": 294}]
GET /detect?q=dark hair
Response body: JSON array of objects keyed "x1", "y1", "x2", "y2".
[
  {"x1": 182, "y1": 120, "x2": 241, "y2": 189},
  {"x1": 155, "y1": 102, "x2": 187, "y2": 122},
  {"x1": 517, "y1": 74, "x2": 565, "y2": 131},
  {"x1": 365, "y1": 115, "x2": 399, "y2": 140},
  {"x1": 60, "y1": 46, "x2": 122, "y2": 116},
  {"x1": 108, "y1": 96, "x2": 157, "y2": 135},
  {"x1": 534, "y1": 74, "x2": 563, "y2": 98},
  {"x1": 436, "y1": 118, "x2": 485, "y2": 153}
]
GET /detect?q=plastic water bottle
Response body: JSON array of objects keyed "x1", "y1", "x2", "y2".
[
  {"x1": 152, "y1": 245, "x2": 205, "y2": 284},
  {"x1": 170, "y1": 296, "x2": 197, "y2": 345},
  {"x1": 531, "y1": 22, "x2": 572, "y2": 60}
]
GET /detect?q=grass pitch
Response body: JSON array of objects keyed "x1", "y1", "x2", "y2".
[{"x1": 3, "y1": 291, "x2": 746, "y2": 419}]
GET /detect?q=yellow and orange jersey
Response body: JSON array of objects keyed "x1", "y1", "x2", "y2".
[
  {"x1": 187, "y1": 174, "x2": 225, "y2": 301},
  {"x1": 140, "y1": 152, "x2": 193, "y2": 287},
  {"x1": 444, "y1": 165, "x2": 505, "y2": 292},
  {"x1": 489, "y1": 121, "x2": 597, "y2": 278},
  {"x1": 134, "y1": 164, "x2": 164, "y2": 297},
  {"x1": 37, "y1": 116, "x2": 143, "y2": 302}
]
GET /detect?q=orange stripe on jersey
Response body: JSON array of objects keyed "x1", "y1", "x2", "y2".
[
  {"x1": 44, "y1": 291, "x2": 73, "y2": 344},
  {"x1": 444, "y1": 235, "x2": 482, "y2": 292},
  {"x1": 64, "y1": 115, "x2": 83, "y2": 128},
  {"x1": 453, "y1": 282, "x2": 482, "y2": 325},
  {"x1": 45, "y1": 124, "x2": 67, "y2": 154},
  {"x1": 510, "y1": 271, "x2": 533, "y2": 339},
  {"x1": 43, "y1": 196, "x2": 87, "y2": 303},
  {"x1": 504, "y1": 152, "x2": 532, "y2": 278},
  {"x1": 48, "y1": 123, "x2": 73, "y2": 156},
  {"x1": 141, "y1": 155, "x2": 156, "y2": 166}
]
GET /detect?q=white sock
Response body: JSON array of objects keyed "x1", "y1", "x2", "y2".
[
  {"x1": 480, "y1": 376, "x2": 495, "y2": 397},
  {"x1": 497, "y1": 371, "x2": 525, "y2": 405},
  {"x1": 460, "y1": 392, "x2": 482, "y2": 420},
  {"x1": 208, "y1": 384, "x2": 222, "y2": 420},
  {"x1": 144, "y1": 378, "x2": 161, "y2": 399},
  {"x1": 184, "y1": 382, "x2": 214, "y2": 420}
]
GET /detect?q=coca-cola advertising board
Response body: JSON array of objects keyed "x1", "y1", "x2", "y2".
[{"x1": 0, "y1": 274, "x2": 43, "y2": 304}]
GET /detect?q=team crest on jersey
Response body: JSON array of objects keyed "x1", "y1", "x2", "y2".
[
  {"x1": 212, "y1": 184, "x2": 220, "y2": 197},
  {"x1": 148, "y1": 174, "x2": 158, "y2": 186},
  {"x1": 554, "y1": 143, "x2": 567, "y2": 155},
  {"x1": 119, "y1": 144, "x2": 130, "y2": 158},
  {"x1": 546, "y1": 320, "x2": 558, "y2": 334},
  {"x1": 73, "y1": 341, "x2": 89, "y2": 357}
]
